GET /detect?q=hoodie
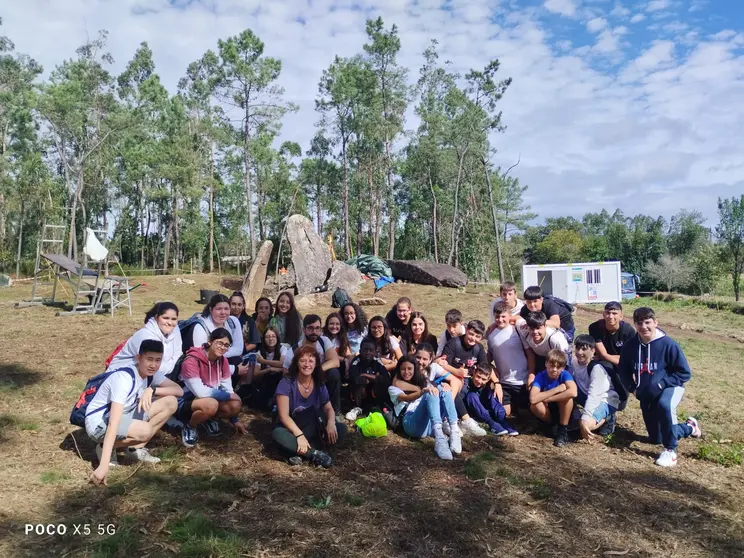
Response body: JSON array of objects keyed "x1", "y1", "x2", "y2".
[
  {"x1": 618, "y1": 329, "x2": 691, "y2": 402},
  {"x1": 106, "y1": 318, "x2": 183, "y2": 383},
  {"x1": 180, "y1": 345, "x2": 234, "y2": 400},
  {"x1": 191, "y1": 315, "x2": 244, "y2": 360}
]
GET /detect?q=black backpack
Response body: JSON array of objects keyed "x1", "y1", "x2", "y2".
[
  {"x1": 166, "y1": 353, "x2": 194, "y2": 387},
  {"x1": 332, "y1": 287, "x2": 352, "y2": 309},
  {"x1": 545, "y1": 294, "x2": 575, "y2": 314},
  {"x1": 178, "y1": 313, "x2": 207, "y2": 353},
  {"x1": 382, "y1": 403, "x2": 408, "y2": 432}
]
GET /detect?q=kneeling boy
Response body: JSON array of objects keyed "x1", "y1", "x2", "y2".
[
  {"x1": 86, "y1": 340, "x2": 182, "y2": 485},
  {"x1": 529, "y1": 349, "x2": 577, "y2": 447},
  {"x1": 465, "y1": 366, "x2": 518, "y2": 436},
  {"x1": 571, "y1": 335, "x2": 620, "y2": 440},
  {"x1": 619, "y1": 307, "x2": 701, "y2": 467}
]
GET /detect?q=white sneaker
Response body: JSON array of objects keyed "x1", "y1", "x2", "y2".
[
  {"x1": 655, "y1": 449, "x2": 678, "y2": 467},
  {"x1": 434, "y1": 435, "x2": 453, "y2": 460},
  {"x1": 441, "y1": 419, "x2": 451, "y2": 437},
  {"x1": 127, "y1": 447, "x2": 161, "y2": 464},
  {"x1": 345, "y1": 407, "x2": 363, "y2": 421},
  {"x1": 460, "y1": 417, "x2": 487, "y2": 437},
  {"x1": 95, "y1": 443, "x2": 119, "y2": 468},
  {"x1": 449, "y1": 425, "x2": 463, "y2": 455},
  {"x1": 686, "y1": 417, "x2": 702, "y2": 438}
]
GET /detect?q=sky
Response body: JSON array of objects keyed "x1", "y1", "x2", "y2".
[{"x1": 2, "y1": 0, "x2": 743, "y2": 226}]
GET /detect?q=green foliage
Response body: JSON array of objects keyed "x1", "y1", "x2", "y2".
[
  {"x1": 169, "y1": 512, "x2": 248, "y2": 558},
  {"x1": 716, "y1": 196, "x2": 744, "y2": 301},
  {"x1": 92, "y1": 516, "x2": 139, "y2": 558},
  {"x1": 306, "y1": 495, "x2": 333, "y2": 509},
  {"x1": 40, "y1": 470, "x2": 70, "y2": 484},
  {"x1": 696, "y1": 443, "x2": 743, "y2": 467}
]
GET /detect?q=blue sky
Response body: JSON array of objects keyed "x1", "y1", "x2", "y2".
[{"x1": 3, "y1": 0, "x2": 744, "y2": 225}]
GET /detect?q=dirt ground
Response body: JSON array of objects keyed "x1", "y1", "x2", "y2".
[{"x1": 0, "y1": 275, "x2": 743, "y2": 558}]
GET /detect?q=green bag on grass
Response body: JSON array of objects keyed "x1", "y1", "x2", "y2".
[{"x1": 355, "y1": 412, "x2": 388, "y2": 438}]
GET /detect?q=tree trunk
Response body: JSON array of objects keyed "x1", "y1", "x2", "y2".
[
  {"x1": 15, "y1": 200, "x2": 24, "y2": 278},
  {"x1": 428, "y1": 173, "x2": 438, "y2": 263},
  {"x1": 68, "y1": 170, "x2": 84, "y2": 261},
  {"x1": 243, "y1": 113, "x2": 256, "y2": 259},
  {"x1": 342, "y1": 141, "x2": 351, "y2": 258},
  {"x1": 384, "y1": 134, "x2": 396, "y2": 260},
  {"x1": 370, "y1": 168, "x2": 380, "y2": 257},
  {"x1": 163, "y1": 220, "x2": 173, "y2": 273},
  {"x1": 209, "y1": 141, "x2": 215, "y2": 273},
  {"x1": 316, "y1": 174, "x2": 323, "y2": 237},
  {"x1": 447, "y1": 147, "x2": 468, "y2": 266},
  {"x1": 483, "y1": 159, "x2": 505, "y2": 282},
  {"x1": 173, "y1": 194, "x2": 180, "y2": 271}
]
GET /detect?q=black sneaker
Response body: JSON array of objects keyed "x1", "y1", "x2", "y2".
[
  {"x1": 307, "y1": 449, "x2": 333, "y2": 468},
  {"x1": 596, "y1": 413, "x2": 617, "y2": 437},
  {"x1": 553, "y1": 426, "x2": 570, "y2": 447}
]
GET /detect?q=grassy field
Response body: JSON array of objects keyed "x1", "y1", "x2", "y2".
[{"x1": 0, "y1": 275, "x2": 743, "y2": 557}]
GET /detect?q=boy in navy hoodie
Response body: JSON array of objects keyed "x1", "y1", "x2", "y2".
[{"x1": 619, "y1": 307, "x2": 702, "y2": 467}]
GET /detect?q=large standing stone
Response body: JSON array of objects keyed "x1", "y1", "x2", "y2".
[
  {"x1": 286, "y1": 215, "x2": 332, "y2": 295},
  {"x1": 327, "y1": 261, "x2": 364, "y2": 294},
  {"x1": 242, "y1": 240, "x2": 273, "y2": 309},
  {"x1": 0, "y1": 274, "x2": 12, "y2": 288},
  {"x1": 385, "y1": 259, "x2": 468, "y2": 288}
]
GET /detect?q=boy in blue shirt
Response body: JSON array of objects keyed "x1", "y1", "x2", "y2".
[
  {"x1": 529, "y1": 348, "x2": 577, "y2": 447},
  {"x1": 618, "y1": 307, "x2": 701, "y2": 467}
]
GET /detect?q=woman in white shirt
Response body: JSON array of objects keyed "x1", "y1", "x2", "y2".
[
  {"x1": 106, "y1": 302, "x2": 182, "y2": 384},
  {"x1": 192, "y1": 294, "x2": 244, "y2": 367}
]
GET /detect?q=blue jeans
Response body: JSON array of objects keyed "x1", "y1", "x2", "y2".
[
  {"x1": 640, "y1": 386, "x2": 692, "y2": 450},
  {"x1": 403, "y1": 391, "x2": 458, "y2": 438}
]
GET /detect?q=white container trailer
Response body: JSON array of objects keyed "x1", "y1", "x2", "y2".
[{"x1": 521, "y1": 261, "x2": 622, "y2": 304}]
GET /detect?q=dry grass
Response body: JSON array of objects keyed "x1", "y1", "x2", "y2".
[{"x1": 0, "y1": 275, "x2": 743, "y2": 557}]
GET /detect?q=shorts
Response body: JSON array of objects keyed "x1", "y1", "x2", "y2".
[
  {"x1": 87, "y1": 407, "x2": 147, "y2": 444},
  {"x1": 501, "y1": 384, "x2": 529, "y2": 409},
  {"x1": 585, "y1": 402, "x2": 617, "y2": 424},
  {"x1": 175, "y1": 394, "x2": 196, "y2": 423}
]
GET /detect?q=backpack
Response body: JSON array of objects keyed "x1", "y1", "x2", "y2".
[
  {"x1": 179, "y1": 313, "x2": 208, "y2": 353},
  {"x1": 103, "y1": 339, "x2": 128, "y2": 368},
  {"x1": 331, "y1": 287, "x2": 351, "y2": 309},
  {"x1": 545, "y1": 294, "x2": 575, "y2": 315},
  {"x1": 69, "y1": 367, "x2": 151, "y2": 427},
  {"x1": 165, "y1": 353, "x2": 194, "y2": 387},
  {"x1": 382, "y1": 402, "x2": 408, "y2": 431},
  {"x1": 594, "y1": 361, "x2": 629, "y2": 412}
]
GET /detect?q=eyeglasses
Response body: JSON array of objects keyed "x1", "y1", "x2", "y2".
[
  {"x1": 305, "y1": 326, "x2": 323, "y2": 332},
  {"x1": 212, "y1": 341, "x2": 230, "y2": 349}
]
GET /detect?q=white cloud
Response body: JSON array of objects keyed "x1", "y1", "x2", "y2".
[
  {"x1": 646, "y1": 0, "x2": 671, "y2": 13},
  {"x1": 586, "y1": 17, "x2": 607, "y2": 33},
  {"x1": 610, "y1": 4, "x2": 631, "y2": 18},
  {"x1": 630, "y1": 13, "x2": 646, "y2": 23},
  {"x1": 544, "y1": 0, "x2": 578, "y2": 18},
  {"x1": 1, "y1": 0, "x2": 743, "y2": 225}
]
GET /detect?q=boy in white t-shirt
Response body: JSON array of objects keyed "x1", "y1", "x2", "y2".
[
  {"x1": 87, "y1": 340, "x2": 182, "y2": 486},
  {"x1": 487, "y1": 301, "x2": 535, "y2": 416},
  {"x1": 518, "y1": 311, "x2": 570, "y2": 378},
  {"x1": 485, "y1": 281, "x2": 525, "y2": 337}
]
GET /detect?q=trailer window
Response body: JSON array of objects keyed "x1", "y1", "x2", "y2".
[{"x1": 586, "y1": 269, "x2": 602, "y2": 284}]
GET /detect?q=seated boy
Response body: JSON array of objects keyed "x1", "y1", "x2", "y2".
[
  {"x1": 437, "y1": 321, "x2": 490, "y2": 437},
  {"x1": 86, "y1": 340, "x2": 182, "y2": 485},
  {"x1": 519, "y1": 311, "x2": 570, "y2": 376},
  {"x1": 487, "y1": 301, "x2": 535, "y2": 416},
  {"x1": 385, "y1": 297, "x2": 413, "y2": 340},
  {"x1": 588, "y1": 301, "x2": 635, "y2": 370},
  {"x1": 619, "y1": 307, "x2": 701, "y2": 467},
  {"x1": 519, "y1": 286, "x2": 575, "y2": 342},
  {"x1": 529, "y1": 348, "x2": 577, "y2": 447},
  {"x1": 465, "y1": 366, "x2": 518, "y2": 436},
  {"x1": 436, "y1": 309, "x2": 466, "y2": 357},
  {"x1": 345, "y1": 339, "x2": 391, "y2": 421},
  {"x1": 570, "y1": 335, "x2": 621, "y2": 440}
]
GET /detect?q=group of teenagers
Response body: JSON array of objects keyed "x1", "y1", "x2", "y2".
[{"x1": 83, "y1": 283, "x2": 702, "y2": 485}]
